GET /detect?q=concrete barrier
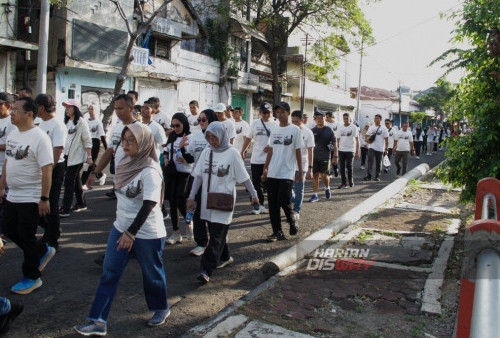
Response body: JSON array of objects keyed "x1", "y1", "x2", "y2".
[{"x1": 262, "y1": 163, "x2": 430, "y2": 278}]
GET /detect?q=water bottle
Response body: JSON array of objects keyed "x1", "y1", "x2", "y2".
[{"x1": 185, "y1": 208, "x2": 195, "y2": 224}]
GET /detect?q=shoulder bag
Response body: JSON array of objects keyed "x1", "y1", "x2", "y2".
[
  {"x1": 261, "y1": 119, "x2": 271, "y2": 137},
  {"x1": 206, "y1": 150, "x2": 234, "y2": 211},
  {"x1": 368, "y1": 126, "x2": 381, "y2": 144},
  {"x1": 164, "y1": 142, "x2": 178, "y2": 176}
]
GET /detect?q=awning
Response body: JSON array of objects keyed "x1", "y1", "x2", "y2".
[
  {"x1": 230, "y1": 16, "x2": 267, "y2": 43},
  {"x1": 0, "y1": 37, "x2": 38, "y2": 51}
]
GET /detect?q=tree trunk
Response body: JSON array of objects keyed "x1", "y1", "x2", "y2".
[{"x1": 270, "y1": 49, "x2": 282, "y2": 105}]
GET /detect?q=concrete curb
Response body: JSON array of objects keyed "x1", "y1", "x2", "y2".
[{"x1": 261, "y1": 162, "x2": 430, "y2": 278}]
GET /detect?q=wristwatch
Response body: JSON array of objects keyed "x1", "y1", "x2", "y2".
[
  {"x1": 40, "y1": 196, "x2": 49, "y2": 201},
  {"x1": 92, "y1": 171, "x2": 103, "y2": 179},
  {"x1": 308, "y1": 165, "x2": 313, "y2": 169}
]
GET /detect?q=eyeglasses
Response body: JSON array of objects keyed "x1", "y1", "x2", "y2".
[
  {"x1": 197, "y1": 118, "x2": 207, "y2": 123},
  {"x1": 121, "y1": 138, "x2": 137, "y2": 146},
  {"x1": 171, "y1": 124, "x2": 182, "y2": 128}
]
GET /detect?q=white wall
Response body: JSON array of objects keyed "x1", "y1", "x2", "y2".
[{"x1": 358, "y1": 99, "x2": 394, "y2": 127}]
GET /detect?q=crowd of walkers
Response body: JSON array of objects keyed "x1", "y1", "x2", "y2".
[{"x1": 0, "y1": 88, "x2": 454, "y2": 336}]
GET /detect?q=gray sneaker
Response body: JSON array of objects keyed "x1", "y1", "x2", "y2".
[{"x1": 74, "y1": 322, "x2": 107, "y2": 336}]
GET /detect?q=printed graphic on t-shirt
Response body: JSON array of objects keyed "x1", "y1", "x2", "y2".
[
  {"x1": 203, "y1": 162, "x2": 231, "y2": 177},
  {"x1": 255, "y1": 128, "x2": 268, "y2": 136},
  {"x1": 341, "y1": 130, "x2": 353, "y2": 137},
  {"x1": 6, "y1": 140, "x2": 30, "y2": 160},
  {"x1": 272, "y1": 134, "x2": 293, "y2": 145},
  {"x1": 236, "y1": 127, "x2": 243, "y2": 134},
  {"x1": 125, "y1": 180, "x2": 142, "y2": 198},
  {"x1": 90, "y1": 125, "x2": 98, "y2": 133},
  {"x1": 0, "y1": 127, "x2": 7, "y2": 138},
  {"x1": 68, "y1": 125, "x2": 77, "y2": 135}
]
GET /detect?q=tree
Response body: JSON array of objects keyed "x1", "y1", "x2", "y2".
[
  {"x1": 100, "y1": 0, "x2": 172, "y2": 128},
  {"x1": 434, "y1": 0, "x2": 500, "y2": 202},
  {"x1": 416, "y1": 79, "x2": 455, "y2": 121},
  {"x1": 409, "y1": 112, "x2": 427, "y2": 124},
  {"x1": 236, "y1": 0, "x2": 373, "y2": 104}
]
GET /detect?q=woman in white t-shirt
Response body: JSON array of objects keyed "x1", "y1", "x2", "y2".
[
  {"x1": 60, "y1": 100, "x2": 92, "y2": 217},
  {"x1": 183, "y1": 109, "x2": 217, "y2": 256},
  {"x1": 74, "y1": 123, "x2": 169, "y2": 336},
  {"x1": 187, "y1": 122, "x2": 259, "y2": 284},
  {"x1": 426, "y1": 125, "x2": 436, "y2": 155},
  {"x1": 164, "y1": 113, "x2": 195, "y2": 245},
  {"x1": 81, "y1": 105, "x2": 108, "y2": 186}
]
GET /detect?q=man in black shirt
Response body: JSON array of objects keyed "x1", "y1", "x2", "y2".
[{"x1": 309, "y1": 111, "x2": 336, "y2": 202}]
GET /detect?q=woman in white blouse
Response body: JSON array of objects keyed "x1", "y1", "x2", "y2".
[{"x1": 59, "y1": 100, "x2": 92, "y2": 217}]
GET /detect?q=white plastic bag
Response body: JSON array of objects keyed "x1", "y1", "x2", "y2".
[{"x1": 383, "y1": 155, "x2": 391, "y2": 167}]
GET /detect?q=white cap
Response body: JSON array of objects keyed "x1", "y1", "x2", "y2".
[{"x1": 214, "y1": 103, "x2": 227, "y2": 113}]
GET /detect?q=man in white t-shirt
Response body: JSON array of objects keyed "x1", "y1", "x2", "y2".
[
  {"x1": 325, "y1": 112, "x2": 340, "y2": 134},
  {"x1": 141, "y1": 101, "x2": 167, "y2": 156},
  {"x1": 187, "y1": 100, "x2": 201, "y2": 134},
  {"x1": 0, "y1": 96, "x2": 54, "y2": 294},
  {"x1": 290, "y1": 110, "x2": 314, "y2": 220},
  {"x1": 393, "y1": 121, "x2": 415, "y2": 175},
  {"x1": 214, "y1": 103, "x2": 236, "y2": 144},
  {"x1": 241, "y1": 102, "x2": 276, "y2": 214},
  {"x1": 232, "y1": 106, "x2": 250, "y2": 153},
  {"x1": 87, "y1": 94, "x2": 138, "y2": 192},
  {"x1": 364, "y1": 114, "x2": 389, "y2": 181},
  {"x1": 384, "y1": 119, "x2": 395, "y2": 173},
  {"x1": 336, "y1": 112, "x2": 359, "y2": 189},
  {"x1": 36, "y1": 94, "x2": 68, "y2": 250},
  {"x1": 263, "y1": 102, "x2": 304, "y2": 242},
  {"x1": 148, "y1": 97, "x2": 172, "y2": 137}
]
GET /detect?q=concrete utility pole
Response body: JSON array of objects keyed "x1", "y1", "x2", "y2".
[
  {"x1": 36, "y1": 0, "x2": 50, "y2": 94},
  {"x1": 300, "y1": 33, "x2": 311, "y2": 112},
  {"x1": 398, "y1": 81, "x2": 402, "y2": 127},
  {"x1": 355, "y1": 40, "x2": 363, "y2": 123}
]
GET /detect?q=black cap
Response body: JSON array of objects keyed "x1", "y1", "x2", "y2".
[
  {"x1": 233, "y1": 106, "x2": 243, "y2": 112},
  {"x1": 226, "y1": 105, "x2": 233, "y2": 111},
  {"x1": 325, "y1": 111, "x2": 333, "y2": 117},
  {"x1": 302, "y1": 113, "x2": 308, "y2": 118},
  {"x1": 274, "y1": 101, "x2": 290, "y2": 112},
  {"x1": 0, "y1": 92, "x2": 14, "y2": 104},
  {"x1": 314, "y1": 110, "x2": 325, "y2": 117},
  {"x1": 259, "y1": 102, "x2": 271, "y2": 113}
]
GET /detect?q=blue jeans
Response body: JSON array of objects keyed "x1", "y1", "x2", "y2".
[
  {"x1": 290, "y1": 171, "x2": 307, "y2": 214},
  {"x1": 87, "y1": 226, "x2": 168, "y2": 323},
  {"x1": 0, "y1": 297, "x2": 10, "y2": 315}
]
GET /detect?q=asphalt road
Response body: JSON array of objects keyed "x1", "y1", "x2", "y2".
[{"x1": 0, "y1": 151, "x2": 445, "y2": 337}]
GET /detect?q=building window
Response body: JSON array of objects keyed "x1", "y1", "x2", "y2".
[
  {"x1": 149, "y1": 36, "x2": 172, "y2": 60},
  {"x1": 181, "y1": 38, "x2": 210, "y2": 55}
]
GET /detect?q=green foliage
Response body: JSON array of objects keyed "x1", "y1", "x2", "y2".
[
  {"x1": 49, "y1": 0, "x2": 71, "y2": 7},
  {"x1": 409, "y1": 112, "x2": 427, "y2": 124},
  {"x1": 205, "y1": 17, "x2": 231, "y2": 64},
  {"x1": 416, "y1": 79, "x2": 455, "y2": 115},
  {"x1": 435, "y1": 0, "x2": 500, "y2": 203}
]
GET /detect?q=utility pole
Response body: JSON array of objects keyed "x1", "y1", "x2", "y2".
[
  {"x1": 36, "y1": 0, "x2": 50, "y2": 94},
  {"x1": 355, "y1": 40, "x2": 363, "y2": 123},
  {"x1": 300, "y1": 33, "x2": 311, "y2": 112},
  {"x1": 398, "y1": 81, "x2": 402, "y2": 127}
]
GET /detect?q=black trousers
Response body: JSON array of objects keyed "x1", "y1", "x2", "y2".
[
  {"x1": 360, "y1": 147, "x2": 368, "y2": 166},
  {"x1": 367, "y1": 148, "x2": 383, "y2": 178},
  {"x1": 200, "y1": 222, "x2": 230, "y2": 276},
  {"x1": 62, "y1": 163, "x2": 85, "y2": 209},
  {"x1": 39, "y1": 162, "x2": 65, "y2": 247},
  {"x1": 81, "y1": 138, "x2": 101, "y2": 185},
  {"x1": 193, "y1": 190, "x2": 208, "y2": 247},
  {"x1": 339, "y1": 151, "x2": 354, "y2": 184},
  {"x1": 267, "y1": 178, "x2": 294, "y2": 234},
  {"x1": 250, "y1": 164, "x2": 266, "y2": 205},
  {"x1": 3, "y1": 201, "x2": 47, "y2": 279},
  {"x1": 386, "y1": 148, "x2": 393, "y2": 167},
  {"x1": 414, "y1": 141, "x2": 422, "y2": 156},
  {"x1": 167, "y1": 172, "x2": 192, "y2": 231}
]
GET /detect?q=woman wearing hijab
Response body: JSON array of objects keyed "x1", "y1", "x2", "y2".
[
  {"x1": 182, "y1": 109, "x2": 217, "y2": 256},
  {"x1": 74, "y1": 124, "x2": 169, "y2": 336},
  {"x1": 60, "y1": 100, "x2": 92, "y2": 217},
  {"x1": 187, "y1": 122, "x2": 259, "y2": 283},
  {"x1": 165, "y1": 113, "x2": 195, "y2": 245}
]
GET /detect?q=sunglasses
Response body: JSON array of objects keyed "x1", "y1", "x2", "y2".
[
  {"x1": 171, "y1": 124, "x2": 182, "y2": 128},
  {"x1": 197, "y1": 118, "x2": 207, "y2": 123}
]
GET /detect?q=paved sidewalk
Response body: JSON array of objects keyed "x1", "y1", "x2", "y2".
[{"x1": 192, "y1": 177, "x2": 470, "y2": 337}]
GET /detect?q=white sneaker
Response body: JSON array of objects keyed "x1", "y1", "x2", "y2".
[
  {"x1": 99, "y1": 173, "x2": 107, "y2": 186},
  {"x1": 82, "y1": 185, "x2": 88, "y2": 191},
  {"x1": 293, "y1": 212, "x2": 300, "y2": 221},
  {"x1": 217, "y1": 256, "x2": 234, "y2": 269},
  {"x1": 416, "y1": 156, "x2": 420, "y2": 159},
  {"x1": 360, "y1": 165, "x2": 365, "y2": 170},
  {"x1": 186, "y1": 222, "x2": 194, "y2": 240},
  {"x1": 166, "y1": 231, "x2": 182, "y2": 245},
  {"x1": 258, "y1": 205, "x2": 266, "y2": 214},
  {"x1": 251, "y1": 207, "x2": 260, "y2": 215},
  {"x1": 190, "y1": 246, "x2": 206, "y2": 256}
]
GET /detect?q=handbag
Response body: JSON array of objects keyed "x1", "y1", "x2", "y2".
[
  {"x1": 206, "y1": 150, "x2": 234, "y2": 211},
  {"x1": 164, "y1": 143, "x2": 177, "y2": 176},
  {"x1": 368, "y1": 126, "x2": 381, "y2": 144}
]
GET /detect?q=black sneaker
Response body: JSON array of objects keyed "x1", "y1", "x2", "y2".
[
  {"x1": 0, "y1": 300, "x2": 23, "y2": 335},
  {"x1": 59, "y1": 208, "x2": 70, "y2": 218},
  {"x1": 396, "y1": 168, "x2": 401, "y2": 175},
  {"x1": 105, "y1": 190, "x2": 116, "y2": 199},
  {"x1": 374, "y1": 176, "x2": 381, "y2": 182},
  {"x1": 363, "y1": 175, "x2": 371, "y2": 181},
  {"x1": 338, "y1": 183, "x2": 347, "y2": 189},
  {"x1": 290, "y1": 223, "x2": 299, "y2": 236},
  {"x1": 349, "y1": 181, "x2": 354, "y2": 188},
  {"x1": 267, "y1": 232, "x2": 287, "y2": 242},
  {"x1": 72, "y1": 204, "x2": 87, "y2": 212}
]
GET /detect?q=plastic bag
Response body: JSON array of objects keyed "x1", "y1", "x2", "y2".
[{"x1": 383, "y1": 155, "x2": 391, "y2": 167}]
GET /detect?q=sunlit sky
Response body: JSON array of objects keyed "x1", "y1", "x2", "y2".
[{"x1": 346, "y1": 0, "x2": 465, "y2": 92}]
